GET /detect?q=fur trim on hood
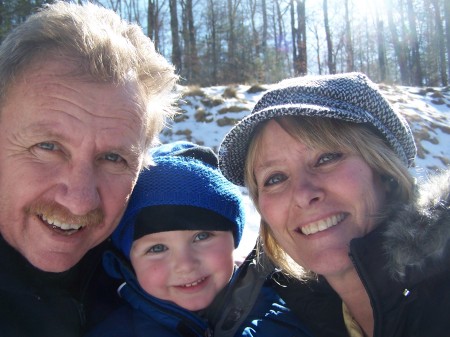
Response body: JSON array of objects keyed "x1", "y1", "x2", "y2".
[{"x1": 383, "y1": 170, "x2": 450, "y2": 281}]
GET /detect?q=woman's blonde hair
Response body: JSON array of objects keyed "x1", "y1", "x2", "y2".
[{"x1": 245, "y1": 116, "x2": 415, "y2": 278}]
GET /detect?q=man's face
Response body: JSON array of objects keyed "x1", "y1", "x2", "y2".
[{"x1": 0, "y1": 58, "x2": 147, "y2": 272}]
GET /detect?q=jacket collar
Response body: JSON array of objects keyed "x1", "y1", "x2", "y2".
[{"x1": 351, "y1": 170, "x2": 450, "y2": 283}]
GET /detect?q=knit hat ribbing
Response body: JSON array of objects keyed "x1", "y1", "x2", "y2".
[
  {"x1": 112, "y1": 141, "x2": 245, "y2": 258},
  {"x1": 219, "y1": 72, "x2": 417, "y2": 186}
]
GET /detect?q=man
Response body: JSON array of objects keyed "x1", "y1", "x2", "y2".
[{"x1": 0, "y1": 2, "x2": 178, "y2": 336}]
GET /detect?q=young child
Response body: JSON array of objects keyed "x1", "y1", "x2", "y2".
[{"x1": 86, "y1": 141, "x2": 312, "y2": 337}]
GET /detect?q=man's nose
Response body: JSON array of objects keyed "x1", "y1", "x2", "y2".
[{"x1": 54, "y1": 161, "x2": 101, "y2": 216}]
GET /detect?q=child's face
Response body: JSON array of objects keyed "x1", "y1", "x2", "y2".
[{"x1": 130, "y1": 229, "x2": 235, "y2": 311}]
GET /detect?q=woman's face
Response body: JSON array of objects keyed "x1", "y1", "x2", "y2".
[{"x1": 253, "y1": 120, "x2": 387, "y2": 279}]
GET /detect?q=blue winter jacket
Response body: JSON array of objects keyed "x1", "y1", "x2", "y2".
[{"x1": 85, "y1": 249, "x2": 313, "y2": 337}]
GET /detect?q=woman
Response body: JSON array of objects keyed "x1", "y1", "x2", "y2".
[{"x1": 218, "y1": 72, "x2": 450, "y2": 337}]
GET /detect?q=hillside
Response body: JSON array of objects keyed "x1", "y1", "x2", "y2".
[
  {"x1": 160, "y1": 83, "x2": 450, "y2": 256},
  {"x1": 162, "y1": 83, "x2": 450, "y2": 177}
]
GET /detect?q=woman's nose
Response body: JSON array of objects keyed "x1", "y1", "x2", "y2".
[{"x1": 293, "y1": 173, "x2": 325, "y2": 208}]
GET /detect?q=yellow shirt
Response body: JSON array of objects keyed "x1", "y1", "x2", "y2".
[{"x1": 342, "y1": 302, "x2": 366, "y2": 337}]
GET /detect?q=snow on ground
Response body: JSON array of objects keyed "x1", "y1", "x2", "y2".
[{"x1": 160, "y1": 83, "x2": 450, "y2": 258}]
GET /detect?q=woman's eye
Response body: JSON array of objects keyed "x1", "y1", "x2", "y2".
[
  {"x1": 148, "y1": 244, "x2": 167, "y2": 253},
  {"x1": 194, "y1": 232, "x2": 211, "y2": 241},
  {"x1": 317, "y1": 152, "x2": 342, "y2": 166},
  {"x1": 264, "y1": 173, "x2": 287, "y2": 187}
]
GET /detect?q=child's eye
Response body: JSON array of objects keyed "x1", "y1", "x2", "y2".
[
  {"x1": 194, "y1": 232, "x2": 212, "y2": 241},
  {"x1": 148, "y1": 244, "x2": 167, "y2": 253},
  {"x1": 317, "y1": 152, "x2": 343, "y2": 166},
  {"x1": 264, "y1": 173, "x2": 287, "y2": 187}
]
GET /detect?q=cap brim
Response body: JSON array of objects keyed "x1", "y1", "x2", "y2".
[{"x1": 218, "y1": 104, "x2": 370, "y2": 186}]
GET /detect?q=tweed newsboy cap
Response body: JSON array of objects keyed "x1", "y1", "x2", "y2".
[{"x1": 218, "y1": 72, "x2": 417, "y2": 186}]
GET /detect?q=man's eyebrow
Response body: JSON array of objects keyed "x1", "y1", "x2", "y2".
[
  {"x1": 21, "y1": 122, "x2": 68, "y2": 140},
  {"x1": 23, "y1": 122, "x2": 145, "y2": 160}
]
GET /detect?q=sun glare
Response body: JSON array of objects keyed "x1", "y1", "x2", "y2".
[{"x1": 351, "y1": 0, "x2": 387, "y2": 18}]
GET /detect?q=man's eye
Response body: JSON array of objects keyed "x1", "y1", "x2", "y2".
[
  {"x1": 317, "y1": 152, "x2": 343, "y2": 166},
  {"x1": 104, "y1": 153, "x2": 124, "y2": 163},
  {"x1": 194, "y1": 232, "x2": 211, "y2": 241},
  {"x1": 37, "y1": 142, "x2": 57, "y2": 151},
  {"x1": 148, "y1": 244, "x2": 167, "y2": 253},
  {"x1": 264, "y1": 173, "x2": 287, "y2": 187}
]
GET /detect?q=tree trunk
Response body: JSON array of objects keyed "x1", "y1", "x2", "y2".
[
  {"x1": 296, "y1": 0, "x2": 307, "y2": 75},
  {"x1": 430, "y1": 0, "x2": 447, "y2": 85},
  {"x1": 344, "y1": 0, "x2": 354, "y2": 72},
  {"x1": 375, "y1": 6, "x2": 387, "y2": 82},
  {"x1": 169, "y1": 0, "x2": 182, "y2": 73},
  {"x1": 261, "y1": 0, "x2": 268, "y2": 80},
  {"x1": 386, "y1": 0, "x2": 409, "y2": 84},
  {"x1": 323, "y1": 0, "x2": 336, "y2": 74},
  {"x1": 227, "y1": 0, "x2": 237, "y2": 83},
  {"x1": 186, "y1": 0, "x2": 199, "y2": 83},
  {"x1": 406, "y1": 0, "x2": 422, "y2": 86},
  {"x1": 444, "y1": 0, "x2": 450, "y2": 83},
  {"x1": 147, "y1": 0, "x2": 162, "y2": 50},
  {"x1": 206, "y1": 0, "x2": 218, "y2": 85},
  {"x1": 248, "y1": 0, "x2": 260, "y2": 80},
  {"x1": 290, "y1": 0, "x2": 298, "y2": 74}
]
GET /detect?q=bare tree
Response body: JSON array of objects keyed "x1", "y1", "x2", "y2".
[
  {"x1": 274, "y1": 0, "x2": 292, "y2": 78},
  {"x1": 296, "y1": 0, "x2": 307, "y2": 75},
  {"x1": 375, "y1": 6, "x2": 387, "y2": 82},
  {"x1": 290, "y1": 0, "x2": 297, "y2": 74},
  {"x1": 290, "y1": 0, "x2": 306, "y2": 75},
  {"x1": 444, "y1": 0, "x2": 450, "y2": 83},
  {"x1": 406, "y1": 0, "x2": 422, "y2": 85},
  {"x1": 81, "y1": 0, "x2": 447, "y2": 86},
  {"x1": 226, "y1": 0, "x2": 240, "y2": 83},
  {"x1": 386, "y1": 0, "x2": 409, "y2": 84},
  {"x1": 344, "y1": 0, "x2": 354, "y2": 72},
  {"x1": 147, "y1": 0, "x2": 164, "y2": 51},
  {"x1": 205, "y1": 0, "x2": 219, "y2": 85},
  {"x1": 248, "y1": 0, "x2": 261, "y2": 80},
  {"x1": 430, "y1": 0, "x2": 447, "y2": 85},
  {"x1": 323, "y1": 0, "x2": 335, "y2": 74},
  {"x1": 261, "y1": 0, "x2": 269, "y2": 79},
  {"x1": 169, "y1": 0, "x2": 182, "y2": 73},
  {"x1": 180, "y1": 0, "x2": 199, "y2": 82}
]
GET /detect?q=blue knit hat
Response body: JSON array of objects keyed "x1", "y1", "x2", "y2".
[
  {"x1": 111, "y1": 141, "x2": 245, "y2": 258},
  {"x1": 219, "y1": 72, "x2": 417, "y2": 186}
]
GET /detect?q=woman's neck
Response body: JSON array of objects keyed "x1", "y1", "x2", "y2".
[{"x1": 326, "y1": 268, "x2": 374, "y2": 337}]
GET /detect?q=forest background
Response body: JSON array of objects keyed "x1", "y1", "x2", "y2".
[{"x1": 1, "y1": 0, "x2": 449, "y2": 88}]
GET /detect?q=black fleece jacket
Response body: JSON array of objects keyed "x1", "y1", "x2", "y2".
[
  {"x1": 276, "y1": 170, "x2": 450, "y2": 337},
  {"x1": 0, "y1": 237, "x2": 122, "y2": 337}
]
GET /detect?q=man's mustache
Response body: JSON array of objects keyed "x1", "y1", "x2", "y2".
[{"x1": 26, "y1": 201, "x2": 104, "y2": 227}]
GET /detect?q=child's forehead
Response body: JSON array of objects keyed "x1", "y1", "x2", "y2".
[
  {"x1": 131, "y1": 229, "x2": 210, "y2": 244},
  {"x1": 134, "y1": 230, "x2": 192, "y2": 242},
  {"x1": 131, "y1": 229, "x2": 234, "y2": 245}
]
